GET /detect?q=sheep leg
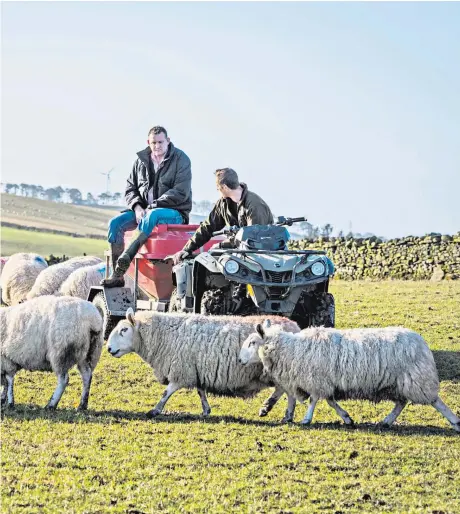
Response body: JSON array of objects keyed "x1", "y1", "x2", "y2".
[
  {"x1": 259, "y1": 386, "x2": 284, "y2": 417},
  {"x1": 1, "y1": 376, "x2": 7, "y2": 406},
  {"x1": 77, "y1": 363, "x2": 93, "y2": 411},
  {"x1": 4, "y1": 374, "x2": 15, "y2": 408},
  {"x1": 282, "y1": 395, "x2": 297, "y2": 423},
  {"x1": 300, "y1": 397, "x2": 319, "y2": 425},
  {"x1": 431, "y1": 397, "x2": 460, "y2": 432},
  {"x1": 326, "y1": 399, "x2": 354, "y2": 425},
  {"x1": 197, "y1": 388, "x2": 211, "y2": 416},
  {"x1": 45, "y1": 373, "x2": 69, "y2": 409},
  {"x1": 381, "y1": 400, "x2": 407, "y2": 427},
  {"x1": 147, "y1": 382, "x2": 181, "y2": 418}
]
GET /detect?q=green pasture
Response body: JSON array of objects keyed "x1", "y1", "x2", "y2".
[
  {"x1": 2, "y1": 281, "x2": 460, "y2": 513},
  {"x1": 0, "y1": 227, "x2": 107, "y2": 258}
]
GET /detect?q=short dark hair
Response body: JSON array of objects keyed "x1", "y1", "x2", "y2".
[
  {"x1": 148, "y1": 126, "x2": 168, "y2": 138},
  {"x1": 215, "y1": 168, "x2": 239, "y2": 190}
]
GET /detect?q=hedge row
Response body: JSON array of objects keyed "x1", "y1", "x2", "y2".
[{"x1": 289, "y1": 233, "x2": 460, "y2": 280}]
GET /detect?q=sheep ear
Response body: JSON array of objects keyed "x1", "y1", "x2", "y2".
[
  {"x1": 126, "y1": 307, "x2": 135, "y2": 326},
  {"x1": 256, "y1": 323, "x2": 266, "y2": 339}
]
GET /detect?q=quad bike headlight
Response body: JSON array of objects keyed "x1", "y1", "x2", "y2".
[
  {"x1": 311, "y1": 261, "x2": 326, "y2": 276},
  {"x1": 224, "y1": 259, "x2": 240, "y2": 274}
]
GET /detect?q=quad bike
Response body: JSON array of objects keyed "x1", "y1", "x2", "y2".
[
  {"x1": 88, "y1": 217, "x2": 335, "y2": 339},
  {"x1": 168, "y1": 216, "x2": 335, "y2": 329}
]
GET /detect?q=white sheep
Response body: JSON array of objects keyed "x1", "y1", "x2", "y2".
[
  {"x1": 1, "y1": 295, "x2": 103, "y2": 410},
  {"x1": 0, "y1": 256, "x2": 9, "y2": 276},
  {"x1": 239, "y1": 321, "x2": 460, "y2": 432},
  {"x1": 57, "y1": 262, "x2": 107, "y2": 299},
  {"x1": 26, "y1": 256, "x2": 102, "y2": 300},
  {"x1": 107, "y1": 309, "x2": 300, "y2": 419},
  {"x1": 1, "y1": 253, "x2": 48, "y2": 306},
  {"x1": 0, "y1": 256, "x2": 10, "y2": 304}
]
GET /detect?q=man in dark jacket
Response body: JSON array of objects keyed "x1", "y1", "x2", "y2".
[
  {"x1": 102, "y1": 125, "x2": 192, "y2": 287},
  {"x1": 171, "y1": 168, "x2": 273, "y2": 265}
]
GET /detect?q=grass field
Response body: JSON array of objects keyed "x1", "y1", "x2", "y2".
[
  {"x1": 2, "y1": 281, "x2": 460, "y2": 513},
  {"x1": 0, "y1": 227, "x2": 108, "y2": 258},
  {"x1": 0, "y1": 194, "x2": 207, "y2": 242},
  {"x1": 1, "y1": 193, "x2": 119, "y2": 237}
]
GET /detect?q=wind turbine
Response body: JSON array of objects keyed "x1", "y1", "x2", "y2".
[{"x1": 101, "y1": 168, "x2": 114, "y2": 194}]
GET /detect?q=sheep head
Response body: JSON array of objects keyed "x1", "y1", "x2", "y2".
[
  {"x1": 238, "y1": 319, "x2": 272, "y2": 365},
  {"x1": 107, "y1": 308, "x2": 140, "y2": 358}
]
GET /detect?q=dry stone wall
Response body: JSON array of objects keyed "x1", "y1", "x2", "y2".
[{"x1": 289, "y1": 233, "x2": 460, "y2": 280}]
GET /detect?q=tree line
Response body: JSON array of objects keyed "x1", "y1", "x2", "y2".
[
  {"x1": 2, "y1": 183, "x2": 122, "y2": 206},
  {"x1": 1, "y1": 182, "x2": 216, "y2": 213},
  {"x1": 2, "y1": 183, "x2": 362, "y2": 238}
]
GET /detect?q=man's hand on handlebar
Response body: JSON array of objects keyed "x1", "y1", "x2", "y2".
[{"x1": 212, "y1": 225, "x2": 239, "y2": 236}]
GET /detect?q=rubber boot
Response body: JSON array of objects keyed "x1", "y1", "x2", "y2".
[
  {"x1": 100, "y1": 242, "x2": 126, "y2": 287},
  {"x1": 102, "y1": 231, "x2": 149, "y2": 288}
]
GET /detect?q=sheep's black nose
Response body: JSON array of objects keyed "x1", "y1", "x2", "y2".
[
  {"x1": 107, "y1": 347, "x2": 112, "y2": 353},
  {"x1": 238, "y1": 358, "x2": 242, "y2": 364}
]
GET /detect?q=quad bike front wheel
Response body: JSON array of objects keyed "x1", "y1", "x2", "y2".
[
  {"x1": 292, "y1": 291, "x2": 335, "y2": 329},
  {"x1": 200, "y1": 289, "x2": 227, "y2": 315}
]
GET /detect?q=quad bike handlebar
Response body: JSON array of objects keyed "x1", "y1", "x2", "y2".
[
  {"x1": 275, "y1": 216, "x2": 307, "y2": 226},
  {"x1": 211, "y1": 216, "x2": 307, "y2": 236},
  {"x1": 212, "y1": 226, "x2": 239, "y2": 236}
]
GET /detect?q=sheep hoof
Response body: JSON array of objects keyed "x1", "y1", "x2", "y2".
[
  {"x1": 259, "y1": 408, "x2": 268, "y2": 417},
  {"x1": 378, "y1": 422, "x2": 390, "y2": 429},
  {"x1": 281, "y1": 416, "x2": 293, "y2": 423},
  {"x1": 4, "y1": 403, "x2": 15, "y2": 410},
  {"x1": 146, "y1": 409, "x2": 162, "y2": 419},
  {"x1": 345, "y1": 417, "x2": 355, "y2": 426},
  {"x1": 452, "y1": 422, "x2": 460, "y2": 433},
  {"x1": 45, "y1": 404, "x2": 56, "y2": 411},
  {"x1": 300, "y1": 420, "x2": 311, "y2": 426},
  {"x1": 202, "y1": 410, "x2": 211, "y2": 417},
  {"x1": 77, "y1": 404, "x2": 88, "y2": 412}
]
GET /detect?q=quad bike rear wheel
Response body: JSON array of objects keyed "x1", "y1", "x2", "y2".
[{"x1": 168, "y1": 288, "x2": 180, "y2": 312}]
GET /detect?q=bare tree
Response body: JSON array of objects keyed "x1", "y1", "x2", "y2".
[{"x1": 320, "y1": 224, "x2": 333, "y2": 238}]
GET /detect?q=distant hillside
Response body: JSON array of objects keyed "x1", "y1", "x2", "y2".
[
  {"x1": 0, "y1": 193, "x2": 208, "y2": 237},
  {"x1": 1, "y1": 194, "x2": 119, "y2": 237}
]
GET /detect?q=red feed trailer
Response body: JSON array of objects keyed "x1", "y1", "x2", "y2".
[
  {"x1": 88, "y1": 223, "x2": 224, "y2": 337},
  {"x1": 118, "y1": 224, "x2": 223, "y2": 307}
]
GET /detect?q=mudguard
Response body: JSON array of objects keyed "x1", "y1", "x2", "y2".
[
  {"x1": 193, "y1": 252, "x2": 221, "y2": 274},
  {"x1": 172, "y1": 261, "x2": 193, "y2": 299},
  {"x1": 87, "y1": 286, "x2": 134, "y2": 316},
  {"x1": 192, "y1": 253, "x2": 227, "y2": 300}
]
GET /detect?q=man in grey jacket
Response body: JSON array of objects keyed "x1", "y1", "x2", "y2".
[
  {"x1": 101, "y1": 125, "x2": 192, "y2": 288},
  {"x1": 171, "y1": 168, "x2": 273, "y2": 265}
]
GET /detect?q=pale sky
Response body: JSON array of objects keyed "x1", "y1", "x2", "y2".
[{"x1": 2, "y1": 1, "x2": 459, "y2": 238}]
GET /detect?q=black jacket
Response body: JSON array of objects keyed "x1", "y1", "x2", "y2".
[
  {"x1": 182, "y1": 183, "x2": 274, "y2": 254},
  {"x1": 124, "y1": 143, "x2": 192, "y2": 223}
]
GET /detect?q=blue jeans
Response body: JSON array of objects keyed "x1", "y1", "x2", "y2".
[{"x1": 108, "y1": 208, "x2": 183, "y2": 244}]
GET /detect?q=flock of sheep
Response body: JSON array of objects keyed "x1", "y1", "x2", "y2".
[{"x1": 1, "y1": 252, "x2": 459, "y2": 433}]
